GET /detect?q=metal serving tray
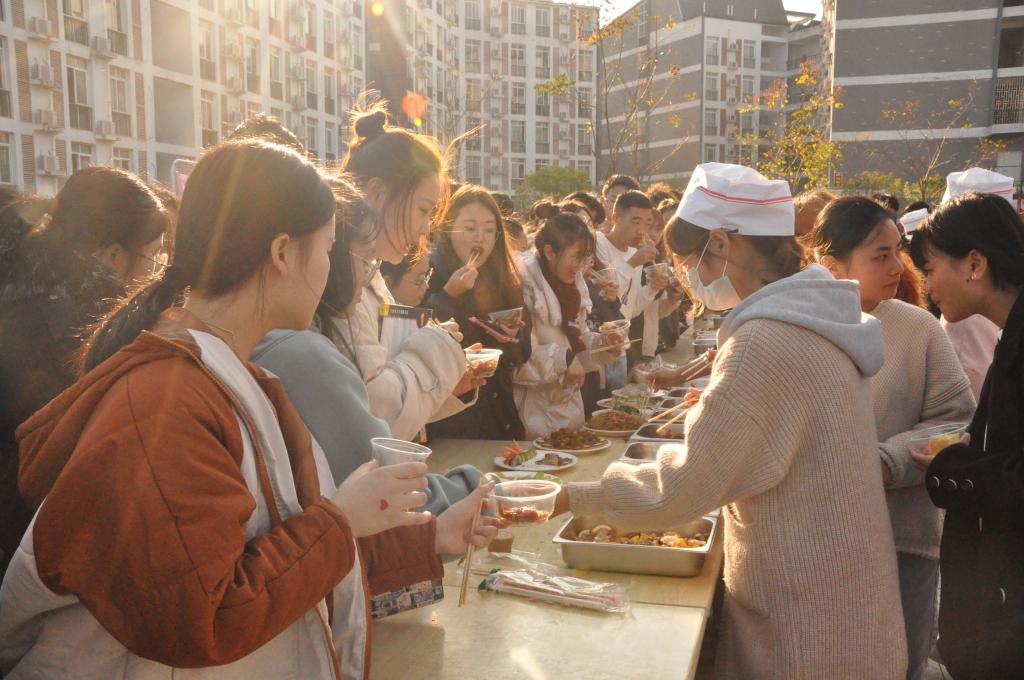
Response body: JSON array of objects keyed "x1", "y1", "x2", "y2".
[
  {"x1": 553, "y1": 515, "x2": 717, "y2": 578},
  {"x1": 631, "y1": 422, "x2": 686, "y2": 443},
  {"x1": 618, "y1": 441, "x2": 663, "y2": 464}
]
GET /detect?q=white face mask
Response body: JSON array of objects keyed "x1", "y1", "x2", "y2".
[{"x1": 685, "y1": 239, "x2": 742, "y2": 311}]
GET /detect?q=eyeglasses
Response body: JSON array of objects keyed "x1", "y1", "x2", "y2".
[
  {"x1": 353, "y1": 251, "x2": 381, "y2": 281},
  {"x1": 413, "y1": 267, "x2": 433, "y2": 288}
]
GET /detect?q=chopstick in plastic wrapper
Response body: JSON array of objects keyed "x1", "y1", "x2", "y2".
[{"x1": 477, "y1": 565, "x2": 629, "y2": 614}]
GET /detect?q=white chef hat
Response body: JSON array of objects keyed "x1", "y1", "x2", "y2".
[
  {"x1": 900, "y1": 208, "x2": 929, "y2": 234},
  {"x1": 942, "y1": 167, "x2": 1015, "y2": 206},
  {"x1": 674, "y1": 163, "x2": 794, "y2": 236}
]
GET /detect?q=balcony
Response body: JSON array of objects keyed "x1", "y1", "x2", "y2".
[
  {"x1": 64, "y1": 15, "x2": 89, "y2": 45},
  {"x1": 105, "y1": 29, "x2": 129, "y2": 56},
  {"x1": 113, "y1": 111, "x2": 132, "y2": 136},
  {"x1": 995, "y1": 76, "x2": 1024, "y2": 125},
  {"x1": 307, "y1": 91, "x2": 318, "y2": 110},
  {"x1": 202, "y1": 128, "x2": 218, "y2": 147},
  {"x1": 578, "y1": 144, "x2": 592, "y2": 156},
  {"x1": 69, "y1": 103, "x2": 93, "y2": 131}
]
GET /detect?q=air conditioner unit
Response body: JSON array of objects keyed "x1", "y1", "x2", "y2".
[
  {"x1": 32, "y1": 108, "x2": 57, "y2": 130},
  {"x1": 27, "y1": 16, "x2": 53, "y2": 40},
  {"x1": 227, "y1": 76, "x2": 244, "y2": 93},
  {"x1": 291, "y1": 94, "x2": 306, "y2": 110},
  {"x1": 94, "y1": 119, "x2": 118, "y2": 139},
  {"x1": 727, "y1": 60, "x2": 737, "y2": 70},
  {"x1": 227, "y1": 109, "x2": 242, "y2": 125},
  {"x1": 727, "y1": 96, "x2": 736, "y2": 105},
  {"x1": 559, "y1": 29, "x2": 570, "y2": 41},
  {"x1": 36, "y1": 153, "x2": 59, "y2": 175},
  {"x1": 90, "y1": 36, "x2": 115, "y2": 58},
  {"x1": 727, "y1": 113, "x2": 737, "y2": 123},
  {"x1": 559, "y1": 147, "x2": 569, "y2": 158},
  {"x1": 225, "y1": 7, "x2": 242, "y2": 24},
  {"x1": 728, "y1": 77, "x2": 738, "y2": 87},
  {"x1": 29, "y1": 62, "x2": 55, "y2": 88}
]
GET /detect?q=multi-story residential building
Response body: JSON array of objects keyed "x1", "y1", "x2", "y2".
[
  {"x1": 0, "y1": 0, "x2": 365, "y2": 194},
  {"x1": 596, "y1": 0, "x2": 791, "y2": 185},
  {"x1": 366, "y1": 0, "x2": 599, "y2": 193},
  {"x1": 824, "y1": 0, "x2": 1024, "y2": 183}
]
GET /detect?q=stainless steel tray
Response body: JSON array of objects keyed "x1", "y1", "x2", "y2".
[
  {"x1": 554, "y1": 515, "x2": 717, "y2": 577},
  {"x1": 630, "y1": 422, "x2": 686, "y2": 442},
  {"x1": 619, "y1": 441, "x2": 662, "y2": 464}
]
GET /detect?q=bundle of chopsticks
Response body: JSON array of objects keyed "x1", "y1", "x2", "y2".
[{"x1": 648, "y1": 353, "x2": 713, "y2": 433}]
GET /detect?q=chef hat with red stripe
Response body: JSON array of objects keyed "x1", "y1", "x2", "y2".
[
  {"x1": 674, "y1": 163, "x2": 795, "y2": 236},
  {"x1": 942, "y1": 167, "x2": 1015, "y2": 206}
]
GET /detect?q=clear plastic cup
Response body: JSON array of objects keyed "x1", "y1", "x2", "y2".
[
  {"x1": 466, "y1": 348, "x2": 503, "y2": 378},
  {"x1": 491, "y1": 480, "x2": 561, "y2": 525},
  {"x1": 908, "y1": 423, "x2": 968, "y2": 455},
  {"x1": 370, "y1": 438, "x2": 432, "y2": 466},
  {"x1": 644, "y1": 262, "x2": 671, "y2": 278},
  {"x1": 599, "y1": 319, "x2": 630, "y2": 345}
]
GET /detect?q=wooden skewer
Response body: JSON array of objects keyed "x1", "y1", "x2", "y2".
[{"x1": 458, "y1": 496, "x2": 485, "y2": 607}]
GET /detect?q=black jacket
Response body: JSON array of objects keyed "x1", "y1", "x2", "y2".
[
  {"x1": 0, "y1": 247, "x2": 123, "y2": 575},
  {"x1": 423, "y1": 251, "x2": 531, "y2": 441},
  {"x1": 927, "y1": 290, "x2": 1024, "y2": 679}
]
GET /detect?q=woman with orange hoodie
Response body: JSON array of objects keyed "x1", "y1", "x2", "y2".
[{"x1": 0, "y1": 140, "x2": 497, "y2": 679}]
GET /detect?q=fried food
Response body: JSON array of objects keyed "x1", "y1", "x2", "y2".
[
  {"x1": 538, "y1": 428, "x2": 605, "y2": 450},
  {"x1": 574, "y1": 526, "x2": 708, "y2": 549},
  {"x1": 587, "y1": 410, "x2": 643, "y2": 432},
  {"x1": 499, "y1": 507, "x2": 552, "y2": 524}
]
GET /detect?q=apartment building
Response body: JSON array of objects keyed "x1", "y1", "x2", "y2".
[
  {"x1": 366, "y1": 0, "x2": 599, "y2": 193},
  {"x1": 0, "y1": 0, "x2": 366, "y2": 194},
  {"x1": 824, "y1": 0, "x2": 1024, "y2": 181},
  {"x1": 596, "y1": 0, "x2": 791, "y2": 185}
]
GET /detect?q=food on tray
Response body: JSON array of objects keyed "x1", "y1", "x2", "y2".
[
  {"x1": 587, "y1": 410, "x2": 643, "y2": 432},
  {"x1": 499, "y1": 507, "x2": 552, "y2": 524},
  {"x1": 538, "y1": 428, "x2": 604, "y2": 450},
  {"x1": 574, "y1": 525, "x2": 708, "y2": 549}
]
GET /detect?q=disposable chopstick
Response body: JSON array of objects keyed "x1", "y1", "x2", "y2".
[
  {"x1": 656, "y1": 404, "x2": 691, "y2": 433},
  {"x1": 590, "y1": 338, "x2": 639, "y2": 355},
  {"x1": 647, "y1": 400, "x2": 689, "y2": 422},
  {"x1": 458, "y1": 496, "x2": 485, "y2": 607}
]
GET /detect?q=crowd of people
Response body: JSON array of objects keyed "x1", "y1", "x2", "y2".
[{"x1": 0, "y1": 102, "x2": 1021, "y2": 680}]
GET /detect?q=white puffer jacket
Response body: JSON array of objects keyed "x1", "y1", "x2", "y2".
[{"x1": 513, "y1": 254, "x2": 606, "y2": 440}]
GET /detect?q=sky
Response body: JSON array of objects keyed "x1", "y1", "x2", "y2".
[{"x1": 604, "y1": 0, "x2": 824, "y2": 20}]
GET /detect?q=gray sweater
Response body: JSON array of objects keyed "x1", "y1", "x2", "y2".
[{"x1": 252, "y1": 329, "x2": 481, "y2": 516}]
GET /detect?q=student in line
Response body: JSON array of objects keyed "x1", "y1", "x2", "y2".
[
  {"x1": 513, "y1": 212, "x2": 620, "y2": 439},
  {"x1": 424, "y1": 185, "x2": 532, "y2": 440},
  {"x1": 0, "y1": 140, "x2": 497, "y2": 679},
  {"x1": 807, "y1": 196, "x2": 975, "y2": 680},
  {"x1": 380, "y1": 255, "x2": 432, "y2": 307},
  {"x1": 0, "y1": 168, "x2": 168, "y2": 576},
  {"x1": 252, "y1": 177, "x2": 482, "y2": 508},
  {"x1": 909, "y1": 192, "x2": 1024, "y2": 680},
  {"x1": 556, "y1": 164, "x2": 908, "y2": 679},
  {"x1": 338, "y1": 102, "x2": 480, "y2": 440},
  {"x1": 597, "y1": 174, "x2": 641, "y2": 233}
]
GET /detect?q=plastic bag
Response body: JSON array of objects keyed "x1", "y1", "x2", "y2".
[{"x1": 478, "y1": 564, "x2": 629, "y2": 614}]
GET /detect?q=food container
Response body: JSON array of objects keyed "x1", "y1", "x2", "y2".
[
  {"x1": 619, "y1": 441, "x2": 663, "y2": 464},
  {"x1": 665, "y1": 388, "x2": 692, "y2": 399},
  {"x1": 643, "y1": 262, "x2": 671, "y2": 278},
  {"x1": 466, "y1": 348, "x2": 503, "y2": 378},
  {"x1": 631, "y1": 422, "x2": 686, "y2": 442},
  {"x1": 370, "y1": 438, "x2": 432, "y2": 466},
  {"x1": 693, "y1": 330, "x2": 718, "y2": 355},
  {"x1": 908, "y1": 423, "x2": 968, "y2": 455},
  {"x1": 585, "y1": 409, "x2": 644, "y2": 437},
  {"x1": 491, "y1": 480, "x2": 561, "y2": 525},
  {"x1": 599, "y1": 319, "x2": 630, "y2": 345},
  {"x1": 589, "y1": 267, "x2": 619, "y2": 286},
  {"x1": 554, "y1": 515, "x2": 717, "y2": 578},
  {"x1": 488, "y1": 307, "x2": 523, "y2": 327}
]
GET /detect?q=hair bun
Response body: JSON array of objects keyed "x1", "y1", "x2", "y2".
[
  {"x1": 533, "y1": 200, "x2": 560, "y2": 221},
  {"x1": 353, "y1": 109, "x2": 388, "y2": 141}
]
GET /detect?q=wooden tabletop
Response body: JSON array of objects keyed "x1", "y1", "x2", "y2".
[{"x1": 370, "y1": 396, "x2": 724, "y2": 680}]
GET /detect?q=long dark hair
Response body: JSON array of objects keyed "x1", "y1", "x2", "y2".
[
  {"x1": 80, "y1": 139, "x2": 336, "y2": 372},
  {"x1": 341, "y1": 98, "x2": 448, "y2": 255},
  {"x1": 910, "y1": 192, "x2": 1024, "y2": 291},
  {"x1": 433, "y1": 185, "x2": 523, "y2": 313},
  {"x1": 534, "y1": 211, "x2": 595, "y2": 263}
]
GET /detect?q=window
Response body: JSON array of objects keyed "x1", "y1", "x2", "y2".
[
  {"x1": 466, "y1": 79, "x2": 481, "y2": 112},
  {"x1": 511, "y1": 120, "x2": 525, "y2": 153},
  {"x1": 741, "y1": 75, "x2": 754, "y2": 102},
  {"x1": 201, "y1": 90, "x2": 217, "y2": 146},
  {"x1": 0, "y1": 37, "x2": 11, "y2": 118},
  {"x1": 636, "y1": 1, "x2": 648, "y2": 45},
  {"x1": 109, "y1": 66, "x2": 130, "y2": 135},
  {"x1": 306, "y1": 61, "x2": 317, "y2": 109},
  {"x1": 0, "y1": 132, "x2": 11, "y2": 184},
  {"x1": 112, "y1": 146, "x2": 131, "y2": 170},
  {"x1": 199, "y1": 21, "x2": 216, "y2": 80},
  {"x1": 536, "y1": 46, "x2": 550, "y2": 79},
  {"x1": 105, "y1": 0, "x2": 128, "y2": 55},
  {"x1": 535, "y1": 158, "x2": 548, "y2": 170},
  {"x1": 536, "y1": 122, "x2": 549, "y2": 154},
  {"x1": 325, "y1": 123, "x2": 336, "y2": 161},
  {"x1": 305, "y1": 3, "x2": 316, "y2": 37},
  {"x1": 269, "y1": 0, "x2": 279, "y2": 20},
  {"x1": 705, "y1": 36, "x2": 720, "y2": 66},
  {"x1": 63, "y1": 0, "x2": 89, "y2": 44},
  {"x1": 67, "y1": 56, "x2": 92, "y2": 131},
  {"x1": 466, "y1": 120, "x2": 481, "y2": 150},
  {"x1": 511, "y1": 82, "x2": 525, "y2": 114},
  {"x1": 71, "y1": 142, "x2": 93, "y2": 172},
  {"x1": 703, "y1": 144, "x2": 717, "y2": 163},
  {"x1": 576, "y1": 126, "x2": 591, "y2": 156},
  {"x1": 324, "y1": 68, "x2": 336, "y2": 114},
  {"x1": 535, "y1": 90, "x2": 549, "y2": 116},
  {"x1": 465, "y1": 0, "x2": 480, "y2": 30},
  {"x1": 740, "y1": 111, "x2": 754, "y2": 136},
  {"x1": 352, "y1": 25, "x2": 363, "y2": 70},
  {"x1": 743, "y1": 40, "x2": 756, "y2": 69},
  {"x1": 535, "y1": 8, "x2": 549, "y2": 37},
  {"x1": 510, "y1": 44, "x2": 526, "y2": 77},
  {"x1": 577, "y1": 87, "x2": 591, "y2": 118},
  {"x1": 578, "y1": 51, "x2": 593, "y2": 81},
  {"x1": 510, "y1": 5, "x2": 525, "y2": 34},
  {"x1": 465, "y1": 39, "x2": 481, "y2": 73},
  {"x1": 270, "y1": 48, "x2": 283, "y2": 100},
  {"x1": 466, "y1": 156, "x2": 481, "y2": 184},
  {"x1": 705, "y1": 73, "x2": 719, "y2": 102},
  {"x1": 323, "y1": 12, "x2": 335, "y2": 58},
  {"x1": 0, "y1": 0, "x2": 5, "y2": 22},
  {"x1": 704, "y1": 109, "x2": 718, "y2": 136},
  {"x1": 511, "y1": 158, "x2": 525, "y2": 189},
  {"x1": 577, "y1": 160, "x2": 592, "y2": 182},
  {"x1": 246, "y1": 38, "x2": 260, "y2": 93},
  {"x1": 306, "y1": 118, "x2": 317, "y2": 155}
]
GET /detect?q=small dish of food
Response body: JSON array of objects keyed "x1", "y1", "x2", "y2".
[
  {"x1": 599, "y1": 319, "x2": 631, "y2": 346},
  {"x1": 584, "y1": 409, "x2": 644, "y2": 437},
  {"x1": 611, "y1": 383, "x2": 667, "y2": 400},
  {"x1": 495, "y1": 443, "x2": 577, "y2": 472},
  {"x1": 491, "y1": 480, "x2": 561, "y2": 525},
  {"x1": 632, "y1": 422, "x2": 686, "y2": 442},
  {"x1": 534, "y1": 428, "x2": 611, "y2": 453},
  {"x1": 488, "y1": 307, "x2": 523, "y2": 327},
  {"x1": 465, "y1": 347, "x2": 503, "y2": 378}
]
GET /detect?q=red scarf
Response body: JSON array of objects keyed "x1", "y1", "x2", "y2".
[{"x1": 538, "y1": 257, "x2": 586, "y2": 353}]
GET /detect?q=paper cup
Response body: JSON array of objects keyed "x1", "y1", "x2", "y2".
[{"x1": 370, "y1": 438, "x2": 432, "y2": 466}]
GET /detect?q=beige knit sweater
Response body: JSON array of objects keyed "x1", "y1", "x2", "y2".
[
  {"x1": 569, "y1": 267, "x2": 907, "y2": 680},
  {"x1": 871, "y1": 299, "x2": 975, "y2": 559}
]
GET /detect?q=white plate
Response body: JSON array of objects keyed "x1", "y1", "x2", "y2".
[
  {"x1": 494, "y1": 450, "x2": 578, "y2": 472},
  {"x1": 611, "y1": 386, "x2": 668, "y2": 400},
  {"x1": 532, "y1": 437, "x2": 611, "y2": 454},
  {"x1": 583, "y1": 409, "x2": 644, "y2": 438},
  {"x1": 485, "y1": 470, "x2": 563, "y2": 484}
]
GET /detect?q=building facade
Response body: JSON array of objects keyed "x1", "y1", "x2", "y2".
[
  {"x1": 366, "y1": 0, "x2": 599, "y2": 193},
  {"x1": 1, "y1": 0, "x2": 365, "y2": 194}
]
